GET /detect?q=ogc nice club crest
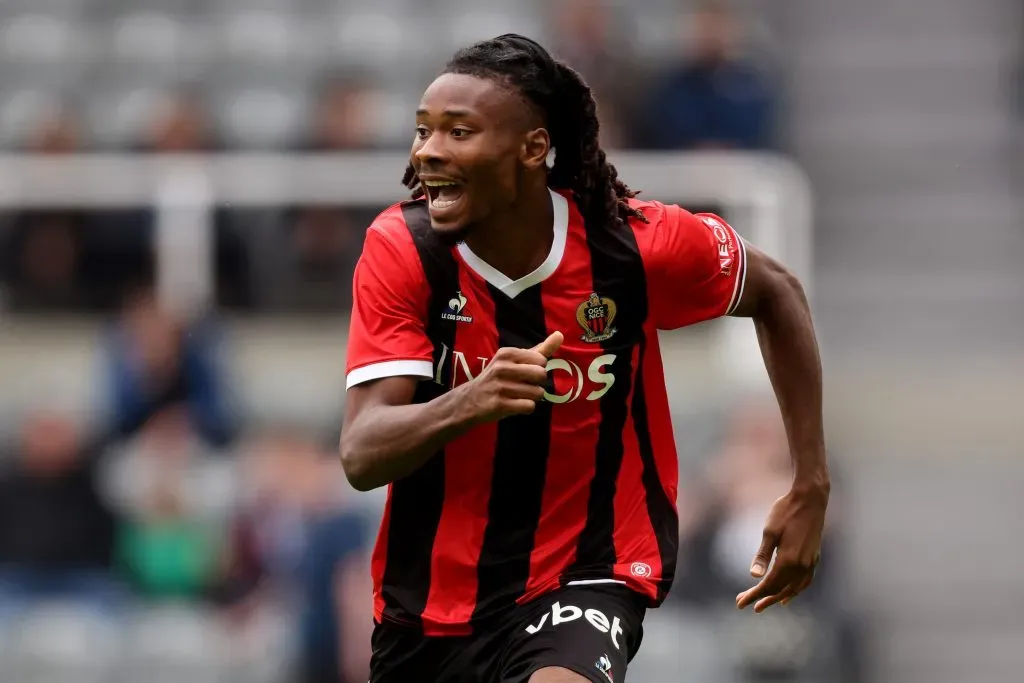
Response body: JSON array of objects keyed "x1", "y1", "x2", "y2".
[{"x1": 576, "y1": 293, "x2": 618, "y2": 343}]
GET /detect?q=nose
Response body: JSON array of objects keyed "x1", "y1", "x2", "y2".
[{"x1": 414, "y1": 131, "x2": 448, "y2": 165}]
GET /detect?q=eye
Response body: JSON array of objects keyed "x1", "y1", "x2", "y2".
[
  {"x1": 415, "y1": 126, "x2": 430, "y2": 140},
  {"x1": 450, "y1": 127, "x2": 472, "y2": 139}
]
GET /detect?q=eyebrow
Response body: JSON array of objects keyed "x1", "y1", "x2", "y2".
[{"x1": 416, "y1": 108, "x2": 474, "y2": 118}]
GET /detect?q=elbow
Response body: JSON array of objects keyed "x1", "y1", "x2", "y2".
[{"x1": 339, "y1": 435, "x2": 379, "y2": 492}]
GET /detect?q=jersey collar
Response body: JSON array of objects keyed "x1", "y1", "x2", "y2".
[{"x1": 456, "y1": 188, "x2": 569, "y2": 299}]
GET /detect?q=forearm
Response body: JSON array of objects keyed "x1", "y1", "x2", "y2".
[
  {"x1": 751, "y1": 271, "x2": 829, "y2": 490},
  {"x1": 340, "y1": 385, "x2": 475, "y2": 491}
]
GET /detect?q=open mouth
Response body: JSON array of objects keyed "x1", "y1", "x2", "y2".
[{"x1": 422, "y1": 179, "x2": 465, "y2": 212}]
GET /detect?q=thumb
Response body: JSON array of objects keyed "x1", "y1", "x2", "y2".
[
  {"x1": 531, "y1": 331, "x2": 564, "y2": 358},
  {"x1": 750, "y1": 529, "x2": 778, "y2": 578}
]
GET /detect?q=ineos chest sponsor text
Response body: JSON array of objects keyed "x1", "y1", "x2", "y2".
[{"x1": 432, "y1": 344, "x2": 617, "y2": 404}]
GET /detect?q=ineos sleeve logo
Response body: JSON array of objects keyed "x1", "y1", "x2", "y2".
[{"x1": 434, "y1": 345, "x2": 617, "y2": 404}]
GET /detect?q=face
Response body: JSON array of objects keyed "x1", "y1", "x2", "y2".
[{"x1": 411, "y1": 73, "x2": 550, "y2": 244}]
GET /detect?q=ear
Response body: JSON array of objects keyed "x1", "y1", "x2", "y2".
[{"x1": 520, "y1": 128, "x2": 551, "y2": 172}]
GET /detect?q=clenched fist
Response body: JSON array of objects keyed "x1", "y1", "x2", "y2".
[{"x1": 461, "y1": 331, "x2": 564, "y2": 425}]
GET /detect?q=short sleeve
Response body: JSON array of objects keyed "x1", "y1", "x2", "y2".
[
  {"x1": 642, "y1": 205, "x2": 747, "y2": 330},
  {"x1": 345, "y1": 225, "x2": 435, "y2": 389}
]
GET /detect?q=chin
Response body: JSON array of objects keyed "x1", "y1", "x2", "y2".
[{"x1": 431, "y1": 220, "x2": 473, "y2": 247}]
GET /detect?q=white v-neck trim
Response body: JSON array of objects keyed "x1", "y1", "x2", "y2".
[{"x1": 457, "y1": 188, "x2": 569, "y2": 299}]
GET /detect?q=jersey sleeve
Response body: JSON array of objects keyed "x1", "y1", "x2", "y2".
[
  {"x1": 642, "y1": 205, "x2": 748, "y2": 330},
  {"x1": 345, "y1": 224, "x2": 434, "y2": 390}
]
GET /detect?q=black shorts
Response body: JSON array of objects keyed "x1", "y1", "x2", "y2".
[{"x1": 370, "y1": 583, "x2": 647, "y2": 683}]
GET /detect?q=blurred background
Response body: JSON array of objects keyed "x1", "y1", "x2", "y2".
[{"x1": 0, "y1": 0, "x2": 1022, "y2": 682}]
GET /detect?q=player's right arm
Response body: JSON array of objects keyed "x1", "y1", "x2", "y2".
[{"x1": 339, "y1": 221, "x2": 561, "y2": 492}]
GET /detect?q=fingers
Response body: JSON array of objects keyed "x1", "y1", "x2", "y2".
[
  {"x1": 780, "y1": 575, "x2": 813, "y2": 606},
  {"x1": 754, "y1": 581, "x2": 800, "y2": 613},
  {"x1": 500, "y1": 381, "x2": 546, "y2": 402},
  {"x1": 736, "y1": 566, "x2": 786, "y2": 611},
  {"x1": 739, "y1": 555, "x2": 820, "y2": 612},
  {"x1": 493, "y1": 331, "x2": 564, "y2": 367},
  {"x1": 750, "y1": 528, "x2": 780, "y2": 578},
  {"x1": 505, "y1": 398, "x2": 540, "y2": 416},
  {"x1": 781, "y1": 558, "x2": 818, "y2": 606},
  {"x1": 530, "y1": 331, "x2": 564, "y2": 359},
  {"x1": 492, "y1": 361, "x2": 548, "y2": 386}
]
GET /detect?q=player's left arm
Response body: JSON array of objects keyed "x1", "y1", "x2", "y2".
[
  {"x1": 641, "y1": 205, "x2": 829, "y2": 613},
  {"x1": 728, "y1": 240, "x2": 831, "y2": 614}
]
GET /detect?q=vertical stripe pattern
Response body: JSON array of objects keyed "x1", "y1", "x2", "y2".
[
  {"x1": 569, "y1": 207, "x2": 650, "y2": 578},
  {"x1": 470, "y1": 284, "x2": 552, "y2": 624},
  {"x1": 379, "y1": 201, "x2": 458, "y2": 624},
  {"x1": 631, "y1": 334, "x2": 680, "y2": 601},
  {"x1": 421, "y1": 271, "x2": 500, "y2": 633},
  {"x1": 523, "y1": 228, "x2": 601, "y2": 598}
]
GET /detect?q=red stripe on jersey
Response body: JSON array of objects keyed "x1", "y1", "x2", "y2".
[
  {"x1": 420, "y1": 270, "x2": 499, "y2": 634},
  {"x1": 611, "y1": 343, "x2": 661, "y2": 601},
  {"x1": 522, "y1": 221, "x2": 601, "y2": 600}
]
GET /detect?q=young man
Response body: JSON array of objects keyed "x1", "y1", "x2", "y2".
[{"x1": 341, "y1": 34, "x2": 829, "y2": 683}]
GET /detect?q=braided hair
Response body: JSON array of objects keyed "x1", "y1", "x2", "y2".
[{"x1": 402, "y1": 34, "x2": 647, "y2": 229}]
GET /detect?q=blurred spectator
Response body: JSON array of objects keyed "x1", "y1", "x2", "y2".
[
  {"x1": 232, "y1": 75, "x2": 381, "y2": 314},
  {"x1": 672, "y1": 400, "x2": 863, "y2": 682},
  {"x1": 145, "y1": 90, "x2": 212, "y2": 154},
  {"x1": 0, "y1": 412, "x2": 124, "y2": 623},
  {"x1": 548, "y1": 0, "x2": 642, "y2": 149},
  {"x1": 27, "y1": 109, "x2": 81, "y2": 155},
  {"x1": 238, "y1": 75, "x2": 377, "y2": 314},
  {"x1": 100, "y1": 285, "x2": 237, "y2": 448},
  {"x1": 1, "y1": 211, "x2": 90, "y2": 312},
  {"x1": 103, "y1": 407, "x2": 235, "y2": 602},
  {"x1": 306, "y1": 75, "x2": 381, "y2": 152},
  {"x1": 0, "y1": 110, "x2": 96, "y2": 312},
  {"x1": 248, "y1": 205, "x2": 363, "y2": 314},
  {"x1": 134, "y1": 90, "x2": 252, "y2": 308},
  {"x1": 638, "y1": 1, "x2": 775, "y2": 150},
  {"x1": 221, "y1": 428, "x2": 372, "y2": 683}
]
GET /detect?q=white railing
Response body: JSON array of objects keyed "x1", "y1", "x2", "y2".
[{"x1": 0, "y1": 151, "x2": 813, "y2": 389}]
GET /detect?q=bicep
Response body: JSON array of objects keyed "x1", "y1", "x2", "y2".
[
  {"x1": 727, "y1": 241, "x2": 800, "y2": 319},
  {"x1": 343, "y1": 375, "x2": 421, "y2": 428}
]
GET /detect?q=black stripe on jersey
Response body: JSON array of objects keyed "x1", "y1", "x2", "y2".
[
  {"x1": 631, "y1": 333, "x2": 679, "y2": 602},
  {"x1": 380, "y1": 200, "x2": 458, "y2": 625},
  {"x1": 569, "y1": 212, "x2": 650, "y2": 579},
  {"x1": 471, "y1": 283, "x2": 552, "y2": 624}
]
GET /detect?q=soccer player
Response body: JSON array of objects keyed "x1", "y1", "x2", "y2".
[{"x1": 341, "y1": 34, "x2": 829, "y2": 683}]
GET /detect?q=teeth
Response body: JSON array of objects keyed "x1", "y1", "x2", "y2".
[
  {"x1": 431, "y1": 196, "x2": 458, "y2": 209},
  {"x1": 423, "y1": 180, "x2": 458, "y2": 187}
]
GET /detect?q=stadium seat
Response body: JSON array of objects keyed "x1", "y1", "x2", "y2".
[
  {"x1": 212, "y1": 86, "x2": 311, "y2": 149},
  {"x1": 0, "y1": 13, "x2": 92, "y2": 94},
  {"x1": 213, "y1": 10, "x2": 306, "y2": 67},
  {"x1": 0, "y1": 0, "x2": 96, "y2": 18},
  {"x1": 447, "y1": 10, "x2": 546, "y2": 51},
  {"x1": 3, "y1": 602, "x2": 124, "y2": 683},
  {"x1": 105, "y1": 12, "x2": 208, "y2": 79},
  {"x1": 85, "y1": 87, "x2": 177, "y2": 148},
  {"x1": 0, "y1": 89, "x2": 64, "y2": 148},
  {"x1": 121, "y1": 604, "x2": 225, "y2": 683},
  {"x1": 328, "y1": 11, "x2": 417, "y2": 69}
]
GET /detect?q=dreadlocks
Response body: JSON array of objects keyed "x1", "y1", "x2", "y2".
[{"x1": 401, "y1": 33, "x2": 648, "y2": 229}]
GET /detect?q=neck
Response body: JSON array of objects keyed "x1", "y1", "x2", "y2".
[{"x1": 463, "y1": 182, "x2": 554, "y2": 282}]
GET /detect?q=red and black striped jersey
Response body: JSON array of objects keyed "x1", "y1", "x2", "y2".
[{"x1": 345, "y1": 188, "x2": 747, "y2": 635}]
